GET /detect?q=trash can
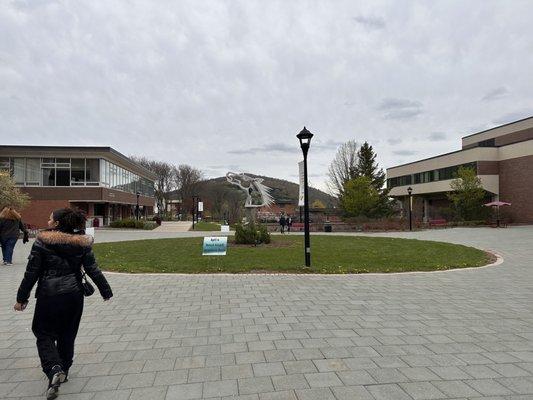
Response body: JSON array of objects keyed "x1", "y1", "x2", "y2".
[
  {"x1": 324, "y1": 224, "x2": 332, "y2": 232},
  {"x1": 92, "y1": 217, "x2": 100, "y2": 228}
]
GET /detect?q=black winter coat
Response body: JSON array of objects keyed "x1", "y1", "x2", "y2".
[
  {"x1": 17, "y1": 230, "x2": 113, "y2": 303},
  {"x1": 0, "y1": 217, "x2": 28, "y2": 240}
]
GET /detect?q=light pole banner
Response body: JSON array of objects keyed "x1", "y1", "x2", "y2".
[
  {"x1": 298, "y1": 161, "x2": 305, "y2": 206},
  {"x1": 198, "y1": 201, "x2": 204, "y2": 212}
]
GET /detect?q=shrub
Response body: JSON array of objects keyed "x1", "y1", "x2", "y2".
[
  {"x1": 235, "y1": 222, "x2": 271, "y2": 245},
  {"x1": 110, "y1": 218, "x2": 157, "y2": 230}
]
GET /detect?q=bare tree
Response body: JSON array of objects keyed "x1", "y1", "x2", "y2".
[
  {"x1": 174, "y1": 164, "x2": 204, "y2": 213},
  {"x1": 131, "y1": 156, "x2": 176, "y2": 214},
  {"x1": 326, "y1": 140, "x2": 358, "y2": 198}
]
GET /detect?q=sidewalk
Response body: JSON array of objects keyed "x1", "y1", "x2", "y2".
[{"x1": 153, "y1": 221, "x2": 193, "y2": 233}]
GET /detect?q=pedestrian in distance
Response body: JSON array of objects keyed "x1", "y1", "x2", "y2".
[
  {"x1": 0, "y1": 206, "x2": 29, "y2": 265},
  {"x1": 279, "y1": 213, "x2": 286, "y2": 234},
  {"x1": 14, "y1": 208, "x2": 113, "y2": 400},
  {"x1": 287, "y1": 216, "x2": 293, "y2": 233}
]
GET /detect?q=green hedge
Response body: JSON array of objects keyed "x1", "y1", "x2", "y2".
[
  {"x1": 235, "y1": 222, "x2": 271, "y2": 245},
  {"x1": 110, "y1": 218, "x2": 157, "y2": 230}
]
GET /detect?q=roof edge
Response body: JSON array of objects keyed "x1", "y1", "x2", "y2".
[
  {"x1": 386, "y1": 148, "x2": 467, "y2": 171},
  {"x1": 462, "y1": 115, "x2": 533, "y2": 139}
]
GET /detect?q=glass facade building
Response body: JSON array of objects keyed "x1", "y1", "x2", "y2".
[{"x1": 0, "y1": 157, "x2": 155, "y2": 197}]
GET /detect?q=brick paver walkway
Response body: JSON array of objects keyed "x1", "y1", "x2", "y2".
[{"x1": 1, "y1": 227, "x2": 532, "y2": 399}]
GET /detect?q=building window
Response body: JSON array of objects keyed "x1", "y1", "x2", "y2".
[
  {"x1": 0, "y1": 157, "x2": 10, "y2": 171},
  {"x1": 85, "y1": 159, "x2": 100, "y2": 185},
  {"x1": 478, "y1": 138, "x2": 495, "y2": 147},
  {"x1": 56, "y1": 167, "x2": 70, "y2": 186},
  {"x1": 42, "y1": 167, "x2": 55, "y2": 186},
  {"x1": 13, "y1": 158, "x2": 25, "y2": 185},
  {"x1": 26, "y1": 158, "x2": 40, "y2": 185},
  {"x1": 71, "y1": 159, "x2": 85, "y2": 185}
]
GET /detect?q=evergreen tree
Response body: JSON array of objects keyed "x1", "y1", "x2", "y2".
[
  {"x1": 355, "y1": 141, "x2": 385, "y2": 190},
  {"x1": 353, "y1": 142, "x2": 392, "y2": 217}
]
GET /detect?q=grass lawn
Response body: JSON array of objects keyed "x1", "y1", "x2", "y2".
[
  {"x1": 191, "y1": 221, "x2": 222, "y2": 231},
  {"x1": 93, "y1": 235, "x2": 492, "y2": 274}
]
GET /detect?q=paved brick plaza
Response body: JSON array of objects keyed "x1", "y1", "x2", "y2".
[{"x1": 1, "y1": 228, "x2": 532, "y2": 399}]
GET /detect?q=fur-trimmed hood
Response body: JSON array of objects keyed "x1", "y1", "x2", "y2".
[{"x1": 37, "y1": 230, "x2": 94, "y2": 248}]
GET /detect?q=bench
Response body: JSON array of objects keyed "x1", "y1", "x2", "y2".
[{"x1": 429, "y1": 219, "x2": 447, "y2": 228}]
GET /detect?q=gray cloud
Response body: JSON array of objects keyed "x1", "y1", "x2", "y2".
[
  {"x1": 228, "y1": 143, "x2": 294, "y2": 155},
  {"x1": 378, "y1": 98, "x2": 424, "y2": 120},
  {"x1": 387, "y1": 138, "x2": 402, "y2": 145},
  {"x1": 481, "y1": 86, "x2": 509, "y2": 101},
  {"x1": 393, "y1": 150, "x2": 418, "y2": 156},
  {"x1": 427, "y1": 132, "x2": 447, "y2": 141},
  {"x1": 207, "y1": 164, "x2": 240, "y2": 170},
  {"x1": 352, "y1": 15, "x2": 386, "y2": 29},
  {"x1": 228, "y1": 139, "x2": 343, "y2": 155},
  {"x1": 313, "y1": 139, "x2": 345, "y2": 151},
  {"x1": 492, "y1": 110, "x2": 533, "y2": 126}
]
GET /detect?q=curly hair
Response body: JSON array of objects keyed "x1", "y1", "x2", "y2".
[{"x1": 52, "y1": 208, "x2": 87, "y2": 233}]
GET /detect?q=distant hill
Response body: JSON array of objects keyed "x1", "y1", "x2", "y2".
[{"x1": 203, "y1": 174, "x2": 337, "y2": 207}]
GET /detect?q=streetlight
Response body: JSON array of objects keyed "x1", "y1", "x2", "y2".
[
  {"x1": 297, "y1": 126, "x2": 313, "y2": 267},
  {"x1": 135, "y1": 191, "x2": 140, "y2": 221},
  {"x1": 407, "y1": 186, "x2": 413, "y2": 231}
]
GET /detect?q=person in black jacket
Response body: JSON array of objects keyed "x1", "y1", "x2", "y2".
[
  {"x1": 279, "y1": 213, "x2": 286, "y2": 234},
  {"x1": 14, "y1": 208, "x2": 113, "y2": 400},
  {"x1": 0, "y1": 207, "x2": 29, "y2": 265}
]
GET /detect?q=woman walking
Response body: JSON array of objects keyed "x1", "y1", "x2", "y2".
[
  {"x1": 0, "y1": 207, "x2": 29, "y2": 265},
  {"x1": 14, "y1": 208, "x2": 113, "y2": 399}
]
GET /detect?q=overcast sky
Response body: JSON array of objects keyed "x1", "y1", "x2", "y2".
[{"x1": 1, "y1": 0, "x2": 532, "y2": 192}]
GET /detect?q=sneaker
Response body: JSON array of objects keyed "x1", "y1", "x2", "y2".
[
  {"x1": 5, "y1": 262, "x2": 12, "y2": 266},
  {"x1": 46, "y1": 365, "x2": 66, "y2": 400}
]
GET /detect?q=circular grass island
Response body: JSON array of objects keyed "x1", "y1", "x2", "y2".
[{"x1": 93, "y1": 235, "x2": 494, "y2": 274}]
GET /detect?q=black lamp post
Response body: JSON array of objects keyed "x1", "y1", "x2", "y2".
[
  {"x1": 135, "y1": 192, "x2": 140, "y2": 221},
  {"x1": 407, "y1": 186, "x2": 413, "y2": 231},
  {"x1": 297, "y1": 127, "x2": 313, "y2": 267}
]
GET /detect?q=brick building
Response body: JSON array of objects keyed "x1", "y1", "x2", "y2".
[
  {"x1": 386, "y1": 116, "x2": 533, "y2": 223},
  {"x1": 0, "y1": 146, "x2": 156, "y2": 228}
]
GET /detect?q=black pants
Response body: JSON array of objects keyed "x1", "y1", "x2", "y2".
[{"x1": 32, "y1": 292, "x2": 84, "y2": 375}]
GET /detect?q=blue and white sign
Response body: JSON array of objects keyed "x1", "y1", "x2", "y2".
[{"x1": 202, "y1": 236, "x2": 228, "y2": 256}]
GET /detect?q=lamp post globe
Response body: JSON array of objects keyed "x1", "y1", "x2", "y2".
[
  {"x1": 297, "y1": 127, "x2": 314, "y2": 155},
  {"x1": 297, "y1": 127, "x2": 313, "y2": 268}
]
